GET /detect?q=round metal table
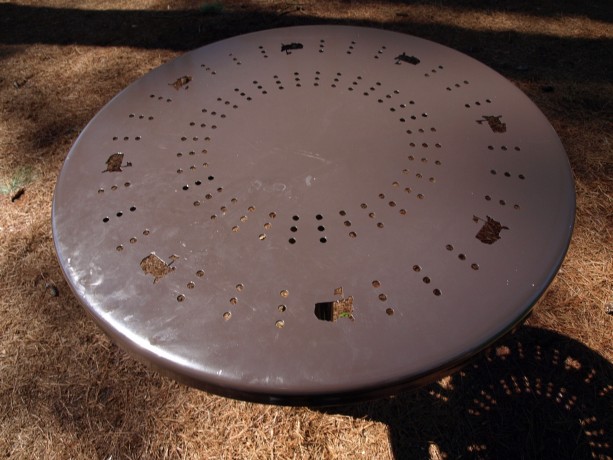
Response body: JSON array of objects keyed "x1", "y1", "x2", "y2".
[{"x1": 52, "y1": 26, "x2": 575, "y2": 406}]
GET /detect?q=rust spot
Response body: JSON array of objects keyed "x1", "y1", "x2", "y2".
[
  {"x1": 140, "y1": 253, "x2": 176, "y2": 283},
  {"x1": 475, "y1": 215, "x2": 509, "y2": 244},
  {"x1": 477, "y1": 115, "x2": 507, "y2": 133},
  {"x1": 315, "y1": 296, "x2": 354, "y2": 322},
  {"x1": 103, "y1": 153, "x2": 131, "y2": 172},
  {"x1": 281, "y1": 43, "x2": 303, "y2": 54},
  {"x1": 170, "y1": 75, "x2": 192, "y2": 90},
  {"x1": 395, "y1": 52, "x2": 420, "y2": 65}
]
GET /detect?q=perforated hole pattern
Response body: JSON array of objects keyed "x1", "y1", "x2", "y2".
[{"x1": 52, "y1": 26, "x2": 575, "y2": 405}]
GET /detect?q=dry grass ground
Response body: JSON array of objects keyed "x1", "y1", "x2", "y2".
[{"x1": 0, "y1": 1, "x2": 611, "y2": 458}]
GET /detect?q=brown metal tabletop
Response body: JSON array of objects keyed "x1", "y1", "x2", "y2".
[{"x1": 52, "y1": 26, "x2": 575, "y2": 406}]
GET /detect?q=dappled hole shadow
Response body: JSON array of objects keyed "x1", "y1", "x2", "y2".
[{"x1": 323, "y1": 326, "x2": 613, "y2": 459}]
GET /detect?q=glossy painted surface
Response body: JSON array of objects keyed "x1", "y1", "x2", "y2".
[{"x1": 53, "y1": 26, "x2": 575, "y2": 405}]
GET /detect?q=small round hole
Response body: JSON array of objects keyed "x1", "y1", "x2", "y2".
[
  {"x1": 177, "y1": 294, "x2": 185, "y2": 302},
  {"x1": 317, "y1": 226, "x2": 325, "y2": 232},
  {"x1": 196, "y1": 270, "x2": 205, "y2": 277},
  {"x1": 433, "y1": 289, "x2": 442, "y2": 296},
  {"x1": 275, "y1": 320, "x2": 285, "y2": 329},
  {"x1": 372, "y1": 280, "x2": 381, "y2": 288},
  {"x1": 459, "y1": 254, "x2": 467, "y2": 261},
  {"x1": 116, "y1": 245, "x2": 123, "y2": 252},
  {"x1": 349, "y1": 231, "x2": 357, "y2": 238},
  {"x1": 103, "y1": 217, "x2": 110, "y2": 223},
  {"x1": 315, "y1": 214, "x2": 323, "y2": 220},
  {"x1": 292, "y1": 215, "x2": 299, "y2": 221},
  {"x1": 446, "y1": 244, "x2": 454, "y2": 251},
  {"x1": 386, "y1": 308, "x2": 394, "y2": 316},
  {"x1": 223, "y1": 311, "x2": 231, "y2": 321},
  {"x1": 129, "y1": 237, "x2": 137, "y2": 244},
  {"x1": 278, "y1": 305, "x2": 286, "y2": 313},
  {"x1": 413, "y1": 265, "x2": 421, "y2": 272},
  {"x1": 143, "y1": 229, "x2": 150, "y2": 236},
  {"x1": 378, "y1": 293, "x2": 387, "y2": 302},
  {"x1": 320, "y1": 237, "x2": 327, "y2": 243},
  {"x1": 423, "y1": 277, "x2": 431, "y2": 284},
  {"x1": 280, "y1": 290, "x2": 289, "y2": 298},
  {"x1": 289, "y1": 238, "x2": 296, "y2": 244},
  {"x1": 471, "y1": 263, "x2": 480, "y2": 270},
  {"x1": 187, "y1": 282, "x2": 195, "y2": 289},
  {"x1": 230, "y1": 297, "x2": 238, "y2": 305}
]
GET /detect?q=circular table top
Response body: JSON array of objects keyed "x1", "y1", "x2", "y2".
[{"x1": 52, "y1": 25, "x2": 575, "y2": 405}]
